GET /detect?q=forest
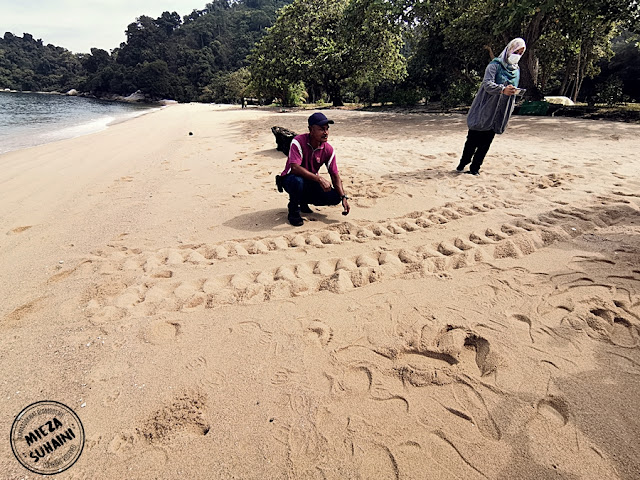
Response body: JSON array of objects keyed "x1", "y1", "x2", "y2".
[{"x1": 0, "y1": 0, "x2": 638, "y2": 107}]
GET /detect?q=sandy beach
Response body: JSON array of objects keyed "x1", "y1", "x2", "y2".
[{"x1": 1, "y1": 103, "x2": 639, "y2": 479}]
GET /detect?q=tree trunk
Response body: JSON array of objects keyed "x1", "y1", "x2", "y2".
[
  {"x1": 518, "y1": 10, "x2": 547, "y2": 100},
  {"x1": 574, "y1": 39, "x2": 594, "y2": 102},
  {"x1": 519, "y1": 55, "x2": 545, "y2": 100},
  {"x1": 572, "y1": 46, "x2": 582, "y2": 103},
  {"x1": 558, "y1": 61, "x2": 572, "y2": 97}
]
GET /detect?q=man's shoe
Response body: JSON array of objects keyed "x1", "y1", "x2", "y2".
[
  {"x1": 275, "y1": 175, "x2": 283, "y2": 192},
  {"x1": 456, "y1": 161, "x2": 467, "y2": 172},
  {"x1": 465, "y1": 170, "x2": 480, "y2": 176},
  {"x1": 300, "y1": 204, "x2": 313, "y2": 213},
  {"x1": 288, "y1": 213, "x2": 304, "y2": 226}
]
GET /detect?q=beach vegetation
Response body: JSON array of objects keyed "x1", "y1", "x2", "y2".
[
  {"x1": 0, "y1": 0, "x2": 638, "y2": 112},
  {"x1": 0, "y1": 32, "x2": 85, "y2": 93},
  {"x1": 594, "y1": 77, "x2": 628, "y2": 106},
  {"x1": 248, "y1": 0, "x2": 406, "y2": 106},
  {"x1": 200, "y1": 67, "x2": 252, "y2": 103},
  {"x1": 135, "y1": 60, "x2": 173, "y2": 98},
  {"x1": 398, "y1": 0, "x2": 639, "y2": 104}
]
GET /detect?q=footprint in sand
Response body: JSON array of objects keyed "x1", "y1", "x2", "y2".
[
  {"x1": 271, "y1": 367, "x2": 302, "y2": 387},
  {"x1": 185, "y1": 355, "x2": 208, "y2": 371},
  {"x1": 608, "y1": 316, "x2": 639, "y2": 348},
  {"x1": 536, "y1": 395, "x2": 570, "y2": 428},
  {"x1": 103, "y1": 390, "x2": 121, "y2": 407},
  {"x1": 4, "y1": 297, "x2": 44, "y2": 325},
  {"x1": 306, "y1": 320, "x2": 333, "y2": 347},
  {"x1": 47, "y1": 267, "x2": 78, "y2": 283},
  {"x1": 355, "y1": 442, "x2": 400, "y2": 480},
  {"x1": 139, "y1": 392, "x2": 210, "y2": 443},
  {"x1": 7, "y1": 225, "x2": 32, "y2": 235},
  {"x1": 341, "y1": 365, "x2": 374, "y2": 394},
  {"x1": 108, "y1": 431, "x2": 138, "y2": 456},
  {"x1": 197, "y1": 370, "x2": 228, "y2": 390},
  {"x1": 140, "y1": 320, "x2": 181, "y2": 345}
]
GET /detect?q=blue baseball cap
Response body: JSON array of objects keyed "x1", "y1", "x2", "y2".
[{"x1": 308, "y1": 112, "x2": 334, "y2": 127}]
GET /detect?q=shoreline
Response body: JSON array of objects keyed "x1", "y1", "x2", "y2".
[
  {"x1": 1, "y1": 87, "x2": 173, "y2": 105},
  {"x1": 0, "y1": 94, "x2": 165, "y2": 155}
]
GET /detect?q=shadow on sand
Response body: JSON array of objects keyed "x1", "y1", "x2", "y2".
[
  {"x1": 254, "y1": 148, "x2": 285, "y2": 159},
  {"x1": 223, "y1": 207, "x2": 342, "y2": 232}
]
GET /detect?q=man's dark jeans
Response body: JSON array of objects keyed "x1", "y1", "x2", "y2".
[{"x1": 282, "y1": 174, "x2": 341, "y2": 213}]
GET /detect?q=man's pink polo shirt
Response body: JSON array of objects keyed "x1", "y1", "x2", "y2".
[{"x1": 280, "y1": 133, "x2": 339, "y2": 177}]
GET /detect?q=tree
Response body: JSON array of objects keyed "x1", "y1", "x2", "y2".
[
  {"x1": 155, "y1": 11, "x2": 182, "y2": 36},
  {"x1": 250, "y1": 0, "x2": 406, "y2": 106},
  {"x1": 401, "y1": 0, "x2": 640, "y2": 101},
  {"x1": 117, "y1": 16, "x2": 165, "y2": 67},
  {"x1": 81, "y1": 48, "x2": 112, "y2": 74},
  {"x1": 136, "y1": 60, "x2": 173, "y2": 98},
  {"x1": 584, "y1": 30, "x2": 640, "y2": 102},
  {"x1": 3, "y1": 0, "x2": 636, "y2": 104},
  {"x1": 201, "y1": 67, "x2": 254, "y2": 102},
  {"x1": 0, "y1": 32, "x2": 84, "y2": 92}
]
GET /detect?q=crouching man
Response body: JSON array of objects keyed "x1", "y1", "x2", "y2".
[{"x1": 276, "y1": 112, "x2": 350, "y2": 226}]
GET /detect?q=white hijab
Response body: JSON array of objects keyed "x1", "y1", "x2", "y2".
[{"x1": 498, "y1": 37, "x2": 526, "y2": 68}]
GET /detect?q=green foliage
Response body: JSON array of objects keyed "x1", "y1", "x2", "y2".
[
  {"x1": 249, "y1": 0, "x2": 406, "y2": 106},
  {"x1": 136, "y1": 60, "x2": 173, "y2": 97},
  {"x1": 441, "y1": 79, "x2": 477, "y2": 109},
  {"x1": 200, "y1": 67, "x2": 252, "y2": 102},
  {"x1": 401, "y1": 0, "x2": 639, "y2": 102},
  {"x1": 282, "y1": 81, "x2": 308, "y2": 106},
  {"x1": 1, "y1": 1, "x2": 292, "y2": 101},
  {"x1": 0, "y1": 32, "x2": 84, "y2": 92},
  {"x1": 106, "y1": 2, "x2": 292, "y2": 99},
  {"x1": 390, "y1": 88, "x2": 425, "y2": 106},
  {"x1": 1, "y1": 0, "x2": 637, "y2": 106},
  {"x1": 595, "y1": 76, "x2": 628, "y2": 105},
  {"x1": 588, "y1": 31, "x2": 640, "y2": 102}
]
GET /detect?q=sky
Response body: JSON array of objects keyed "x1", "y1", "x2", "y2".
[{"x1": 1, "y1": 0, "x2": 208, "y2": 54}]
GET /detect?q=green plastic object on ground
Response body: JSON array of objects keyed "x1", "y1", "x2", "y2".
[{"x1": 517, "y1": 100, "x2": 549, "y2": 116}]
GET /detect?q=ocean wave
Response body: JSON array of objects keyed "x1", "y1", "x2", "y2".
[{"x1": 0, "y1": 93, "x2": 157, "y2": 155}]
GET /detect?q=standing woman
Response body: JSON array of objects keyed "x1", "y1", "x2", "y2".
[{"x1": 457, "y1": 38, "x2": 526, "y2": 176}]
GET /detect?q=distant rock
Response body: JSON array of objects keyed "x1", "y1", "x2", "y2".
[
  {"x1": 66, "y1": 89, "x2": 78, "y2": 96},
  {"x1": 123, "y1": 90, "x2": 146, "y2": 102}
]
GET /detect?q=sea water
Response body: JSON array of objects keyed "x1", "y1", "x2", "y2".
[{"x1": 0, "y1": 91, "x2": 157, "y2": 154}]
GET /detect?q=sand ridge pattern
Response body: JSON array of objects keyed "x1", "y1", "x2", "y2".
[{"x1": 74, "y1": 199, "x2": 637, "y2": 321}]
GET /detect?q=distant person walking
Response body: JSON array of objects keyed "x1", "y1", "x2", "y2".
[{"x1": 457, "y1": 38, "x2": 526, "y2": 176}]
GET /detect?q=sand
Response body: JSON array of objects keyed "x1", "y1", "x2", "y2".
[{"x1": 1, "y1": 103, "x2": 639, "y2": 479}]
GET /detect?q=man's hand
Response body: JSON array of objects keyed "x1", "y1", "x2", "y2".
[
  {"x1": 317, "y1": 174, "x2": 332, "y2": 192},
  {"x1": 342, "y1": 197, "x2": 350, "y2": 215}
]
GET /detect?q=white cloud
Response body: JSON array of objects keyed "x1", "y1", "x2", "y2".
[{"x1": 0, "y1": 0, "x2": 207, "y2": 53}]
